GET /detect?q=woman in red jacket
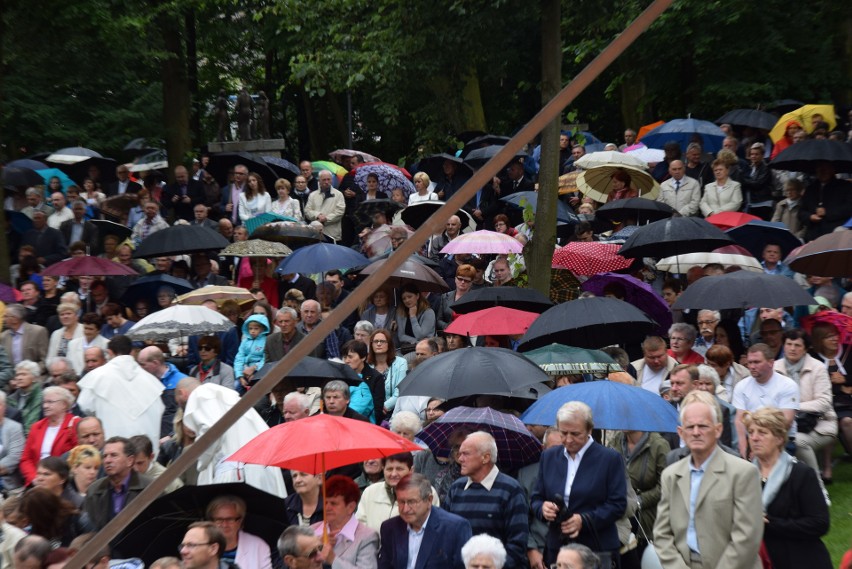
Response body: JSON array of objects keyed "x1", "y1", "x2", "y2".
[{"x1": 20, "y1": 386, "x2": 79, "y2": 485}]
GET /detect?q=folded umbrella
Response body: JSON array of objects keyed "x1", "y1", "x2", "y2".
[
  {"x1": 444, "y1": 306, "x2": 539, "y2": 336},
  {"x1": 580, "y1": 273, "x2": 672, "y2": 336},
  {"x1": 133, "y1": 224, "x2": 230, "y2": 258},
  {"x1": 440, "y1": 230, "x2": 524, "y2": 255},
  {"x1": 449, "y1": 286, "x2": 554, "y2": 314},
  {"x1": 726, "y1": 220, "x2": 802, "y2": 258},
  {"x1": 618, "y1": 217, "x2": 734, "y2": 259},
  {"x1": 276, "y1": 242, "x2": 370, "y2": 275},
  {"x1": 672, "y1": 271, "x2": 816, "y2": 311},
  {"x1": 552, "y1": 242, "x2": 633, "y2": 276},
  {"x1": 785, "y1": 230, "x2": 852, "y2": 277},
  {"x1": 522, "y1": 343, "x2": 622, "y2": 375}
]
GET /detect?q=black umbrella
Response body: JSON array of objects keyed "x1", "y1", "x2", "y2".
[
  {"x1": 595, "y1": 198, "x2": 677, "y2": 225},
  {"x1": 251, "y1": 223, "x2": 322, "y2": 249},
  {"x1": 715, "y1": 109, "x2": 778, "y2": 131},
  {"x1": 112, "y1": 483, "x2": 286, "y2": 566},
  {"x1": 253, "y1": 356, "x2": 361, "y2": 388},
  {"x1": 726, "y1": 220, "x2": 802, "y2": 258},
  {"x1": 262, "y1": 156, "x2": 300, "y2": 182},
  {"x1": 460, "y1": 134, "x2": 511, "y2": 157},
  {"x1": 463, "y1": 145, "x2": 526, "y2": 169},
  {"x1": 417, "y1": 153, "x2": 474, "y2": 181},
  {"x1": 768, "y1": 139, "x2": 852, "y2": 174},
  {"x1": 90, "y1": 219, "x2": 132, "y2": 252},
  {"x1": 123, "y1": 137, "x2": 165, "y2": 155},
  {"x1": 352, "y1": 199, "x2": 405, "y2": 229},
  {"x1": 349, "y1": 251, "x2": 439, "y2": 272},
  {"x1": 450, "y1": 286, "x2": 554, "y2": 314},
  {"x1": 133, "y1": 224, "x2": 230, "y2": 258},
  {"x1": 1, "y1": 166, "x2": 43, "y2": 187},
  {"x1": 397, "y1": 346, "x2": 550, "y2": 399},
  {"x1": 357, "y1": 257, "x2": 449, "y2": 292},
  {"x1": 207, "y1": 151, "x2": 280, "y2": 189},
  {"x1": 618, "y1": 217, "x2": 734, "y2": 259},
  {"x1": 766, "y1": 99, "x2": 805, "y2": 114},
  {"x1": 55, "y1": 156, "x2": 118, "y2": 186},
  {"x1": 120, "y1": 274, "x2": 194, "y2": 308},
  {"x1": 672, "y1": 271, "x2": 816, "y2": 311},
  {"x1": 6, "y1": 159, "x2": 48, "y2": 170},
  {"x1": 518, "y1": 297, "x2": 657, "y2": 351},
  {"x1": 400, "y1": 201, "x2": 475, "y2": 231}
]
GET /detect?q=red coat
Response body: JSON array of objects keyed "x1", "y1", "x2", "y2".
[{"x1": 20, "y1": 413, "x2": 80, "y2": 485}]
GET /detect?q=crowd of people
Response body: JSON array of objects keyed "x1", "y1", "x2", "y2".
[{"x1": 0, "y1": 110, "x2": 851, "y2": 569}]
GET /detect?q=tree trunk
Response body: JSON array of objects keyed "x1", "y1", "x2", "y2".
[
  {"x1": 0, "y1": 0, "x2": 9, "y2": 282},
  {"x1": 527, "y1": 0, "x2": 561, "y2": 298},
  {"x1": 185, "y1": 8, "x2": 200, "y2": 148},
  {"x1": 158, "y1": 8, "x2": 192, "y2": 178}
]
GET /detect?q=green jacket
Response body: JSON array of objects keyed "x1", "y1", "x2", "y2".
[{"x1": 8, "y1": 381, "x2": 43, "y2": 435}]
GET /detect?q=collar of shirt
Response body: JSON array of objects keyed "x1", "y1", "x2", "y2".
[
  {"x1": 690, "y1": 445, "x2": 718, "y2": 472},
  {"x1": 464, "y1": 464, "x2": 500, "y2": 491},
  {"x1": 563, "y1": 434, "x2": 594, "y2": 464},
  {"x1": 330, "y1": 513, "x2": 359, "y2": 543},
  {"x1": 407, "y1": 510, "x2": 431, "y2": 536}
]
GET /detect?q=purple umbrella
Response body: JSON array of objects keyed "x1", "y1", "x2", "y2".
[
  {"x1": 580, "y1": 273, "x2": 672, "y2": 336},
  {"x1": 0, "y1": 284, "x2": 22, "y2": 304},
  {"x1": 417, "y1": 406, "x2": 541, "y2": 471}
]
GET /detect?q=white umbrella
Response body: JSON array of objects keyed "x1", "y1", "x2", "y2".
[
  {"x1": 575, "y1": 151, "x2": 647, "y2": 170},
  {"x1": 126, "y1": 305, "x2": 235, "y2": 341},
  {"x1": 625, "y1": 145, "x2": 666, "y2": 164},
  {"x1": 655, "y1": 251, "x2": 763, "y2": 273}
]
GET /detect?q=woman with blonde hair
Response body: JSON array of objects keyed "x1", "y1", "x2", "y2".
[
  {"x1": 67, "y1": 445, "x2": 102, "y2": 498},
  {"x1": 271, "y1": 178, "x2": 302, "y2": 221},
  {"x1": 408, "y1": 172, "x2": 439, "y2": 204}
]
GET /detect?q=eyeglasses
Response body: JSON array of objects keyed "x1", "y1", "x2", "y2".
[
  {"x1": 372, "y1": 339, "x2": 388, "y2": 345},
  {"x1": 212, "y1": 516, "x2": 243, "y2": 524},
  {"x1": 300, "y1": 546, "x2": 323, "y2": 559},
  {"x1": 397, "y1": 498, "x2": 423, "y2": 508},
  {"x1": 199, "y1": 346, "x2": 215, "y2": 351},
  {"x1": 179, "y1": 542, "x2": 211, "y2": 551},
  {"x1": 455, "y1": 276, "x2": 472, "y2": 283}
]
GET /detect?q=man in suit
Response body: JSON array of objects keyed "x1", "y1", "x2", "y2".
[
  {"x1": 105, "y1": 164, "x2": 142, "y2": 196},
  {"x1": 221, "y1": 164, "x2": 250, "y2": 226},
  {"x1": 310, "y1": 475, "x2": 379, "y2": 569},
  {"x1": 163, "y1": 165, "x2": 205, "y2": 222},
  {"x1": 532, "y1": 401, "x2": 626, "y2": 567},
  {"x1": 59, "y1": 200, "x2": 99, "y2": 249},
  {"x1": 378, "y1": 473, "x2": 472, "y2": 569},
  {"x1": 653, "y1": 391, "x2": 763, "y2": 569},
  {"x1": 657, "y1": 161, "x2": 701, "y2": 217},
  {"x1": 83, "y1": 437, "x2": 152, "y2": 532},
  {"x1": 265, "y1": 307, "x2": 325, "y2": 363},
  {"x1": 0, "y1": 305, "x2": 48, "y2": 371},
  {"x1": 20, "y1": 210, "x2": 68, "y2": 266}
]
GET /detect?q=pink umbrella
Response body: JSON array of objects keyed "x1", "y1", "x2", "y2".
[
  {"x1": 552, "y1": 242, "x2": 633, "y2": 276},
  {"x1": 42, "y1": 255, "x2": 139, "y2": 277},
  {"x1": 444, "y1": 306, "x2": 539, "y2": 336},
  {"x1": 440, "y1": 230, "x2": 524, "y2": 255}
]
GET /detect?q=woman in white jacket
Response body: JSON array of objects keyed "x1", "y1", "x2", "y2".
[
  {"x1": 699, "y1": 159, "x2": 742, "y2": 217},
  {"x1": 238, "y1": 172, "x2": 272, "y2": 221}
]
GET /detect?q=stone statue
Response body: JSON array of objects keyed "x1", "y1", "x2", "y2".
[
  {"x1": 214, "y1": 89, "x2": 230, "y2": 142},
  {"x1": 257, "y1": 91, "x2": 271, "y2": 139},
  {"x1": 235, "y1": 87, "x2": 253, "y2": 141}
]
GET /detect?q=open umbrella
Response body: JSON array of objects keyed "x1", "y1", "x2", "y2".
[
  {"x1": 801, "y1": 312, "x2": 852, "y2": 345},
  {"x1": 46, "y1": 146, "x2": 103, "y2": 164},
  {"x1": 577, "y1": 165, "x2": 660, "y2": 203},
  {"x1": 220, "y1": 239, "x2": 292, "y2": 258},
  {"x1": 357, "y1": 257, "x2": 449, "y2": 293},
  {"x1": 112, "y1": 483, "x2": 286, "y2": 567},
  {"x1": 353, "y1": 163, "x2": 415, "y2": 198},
  {"x1": 275, "y1": 242, "x2": 370, "y2": 275},
  {"x1": 207, "y1": 151, "x2": 280, "y2": 189},
  {"x1": 672, "y1": 271, "x2": 816, "y2": 311},
  {"x1": 784, "y1": 230, "x2": 852, "y2": 277},
  {"x1": 416, "y1": 153, "x2": 474, "y2": 181},
  {"x1": 595, "y1": 198, "x2": 676, "y2": 225},
  {"x1": 252, "y1": 357, "x2": 361, "y2": 389},
  {"x1": 636, "y1": 120, "x2": 665, "y2": 141},
  {"x1": 129, "y1": 150, "x2": 168, "y2": 173},
  {"x1": 623, "y1": 144, "x2": 666, "y2": 165},
  {"x1": 363, "y1": 225, "x2": 414, "y2": 258},
  {"x1": 311, "y1": 161, "x2": 348, "y2": 183},
  {"x1": 126, "y1": 305, "x2": 234, "y2": 341},
  {"x1": 552, "y1": 242, "x2": 633, "y2": 276},
  {"x1": 397, "y1": 346, "x2": 550, "y2": 399},
  {"x1": 42, "y1": 256, "x2": 138, "y2": 277},
  {"x1": 463, "y1": 134, "x2": 511, "y2": 153},
  {"x1": 766, "y1": 99, "x2": 805, "y2": 114},
  {"x1": 769, "y1": 104, "x2": 836, "y2": 142},
  {"x1": 558, "y1": 172, "x2": 579, "y2": 195},
  {"x1": 580, "y1": 273, "x2": 672, "y2": 336},
  {"x1": 449, "y1": 286, "x2": 554, "y2": 314},
  {"x1": 7, "y1": 159, "x2": 48, "y2": 170},
  {"x1": 35, "y1": 168, "x2": 75, "y2": 191},
  {"x1": 120, "y1": 274, "x2": 194, "y2": 308},
  {"x1": 444, "y1": 306, "x2": 539, "y2": 337},
  {"x1": 176, "y1": 285, "x2": 256, "y2": 312},
  {"x1": 418, "y1": 407, "x2": 541, "y2": 471},
  {"x1": 726, "y1": 220, "x2": 802, "y2": 258},
  {"x1": 90, "y1": 219, "x2": 132, "y2": 253},
  {"x1": 243, "y1": 212, "x2": 300, "y2": 236},
  {"x1": 1, "y1": 167, "x2": 43, "y2": 187},
  {"x1": 252, "y1": 222, "x2": 322, "y2": 249},
  {"x1": 574, "y1": 151, "x2": 647, "y2": 170},
  {"x1": 520, "y1": 381, "x2": 680, "y2": 432},
  {"x1": 352, "y1": 198, "x2": 405, "y2": 229},
  {"x1": 329, "y1": 148, "x2": 381, "y2": 164},
  {"x1": 518, "y1": 297, "x2": 657, "y2": 351},
  {"x1": 55, "y1": 156, "x2": 118, "y2": 186},
  {"x1": 4, "y1": 211, "x2": 32, "y2": 234},
  {"x1": 0, "y1": 284, "x2": 23, "y2": 304},
  {"x1": 522, "y1": 343, "x2": 622, "y2": 375},
  {"x1": 262, "y1": 156, "x2": 300, "y2": 182},
  {"x1": 400, "y1": 201, "x2": 475, "y2": 231},
  {"x1": 704, "y1": 211, "x2": 762, "y2": 230},
  {"x1": 500, "y1": 192, "x2": 579, "y2": 224},
  {"x1": 640, "y1": 118, "x2": 727, "y2": 153},
  {"x1": 463, "y1": 145, "x2": 527, "y2": 169},
  {"x1": 133, "y1": 224, "x2": 230, "y2": 258},
  {"x1": 439, "y1": 230, "x2": 523, "y2": 255},
  {"x1": 715, "y1": 109, "x2": 778, "y2": 131},
  {"x1": 618, "y1": 217, "x2": 734, "y2": 259},
  {"x1": 768, "y1": 139, "x2": 852, "y2": 174},
  {"x1": 99, "y1": 193, "x2": 140, "y2": 220},
  {"x1": 655, "y1": 244, "x2": 763, "y2": 273}
]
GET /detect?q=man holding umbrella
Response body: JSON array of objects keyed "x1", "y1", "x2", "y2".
[{"x1": 799, "y1": 162, "x2": 852, "y2": 241}]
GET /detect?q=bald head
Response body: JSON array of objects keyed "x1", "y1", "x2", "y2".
[
  {"x1": 668, "y1": 160, "x2": 685, "y2": 180},
  {"x1": 175, "y1": 377, "x2": 202, "y2": 408}
]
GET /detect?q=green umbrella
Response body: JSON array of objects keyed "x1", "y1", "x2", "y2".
[
  {"x1": 243, "y1": 212, "x2": 299, "y2": 236},
  {"x1": 522, "y1": 343, "x2": 622, "y2": 375}
]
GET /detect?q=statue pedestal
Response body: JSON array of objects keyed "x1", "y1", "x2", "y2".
[{"x1": 208, "y1": 139, "x2": 286, "y2": 157}]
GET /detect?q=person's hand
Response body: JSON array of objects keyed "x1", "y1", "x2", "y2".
[
  {"x1": 244, "y1": 365, "x2": 256, "y2": 377},
  {"x1": 344, "y1": 188, "x2": 355, "y2": 198},
  {"x1": 409, "y1": 305, "x2": 418, "y2": 317},
  {"x1": 561, "y1": 513, "x2": 583, "y2": 538},
  {"x1": 182, "y1": 195, "x2": 191, "y2": 203},
  {"x1": 437, "y1": 189, "x2": 445, "y2": 199},
  {"x1": 568, "y1": 196, "x2": 580, "y2": 206},
  {"x1": 816, "y1": 207, "x2": 826, "y2": 217},
  {"x1": 318, "y1": 214, "x2": 328, "y2": 223},
  {"x1": 541, "y1": 501, "x2": 559, "y2": 522},
  {"x1": 830, "y1": 371, "x2": 846, "y2": 384},
  {"x1": 492, "y1": 176, "x2": 501, "y2": 189},
  {"x1": 528, "y1": 549, "x2": 546, "y2": 569},
  {"x1": 473, "y1": 209, "x2": 483, "y2": 220},
  {"x1": 225, "y1": 202, "x2": 233, "y2": 212},
  {"x1": 172, "y1": 195, "x2": 179, "y2": 202},
  {"x1": 323, "y1": 541, "x2": 335, "y2": 565},
  {"x1": 240, "y1": 376, "x2": 251, "y2": 389}
]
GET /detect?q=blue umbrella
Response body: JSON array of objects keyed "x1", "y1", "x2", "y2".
[
  {"x1": 520, "y1": 380, "x2": 680, "y2": 432},
  {"x1": 726, "y1": 220, "x2": 802, "y2": 259},
  {"x1": 7, "y1": 159, "x2": 48, "y2": 170},
  {"x1": 36, "y1": 168, "x2": 75, "y2": 192},
  {"x1": 641, "y1": 118, "x2": 726, "y2": 154},
  {"x1": 275, "y1": 242, "x2": 370, "y2": 275},
  {"x1": 500, "y1": 191, "x2": 579, "y2": 224}
]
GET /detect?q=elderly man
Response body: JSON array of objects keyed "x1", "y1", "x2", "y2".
[
  {"x1": 657, "y1": 160, "x2": 701, "y2": 217},
  {"x1": 191, "y1": 203, "x2": 218, "y2": 230},
  {"x1": 668, "y1": 323, "x2": 704, "y2": 365},
  {"x1": 321, "y1": 380, "x2": 369, "y2": 422},
  {"x1": 76, "y1": 416, "x2": 106, "y2": 451},
  {"x1": 297, "y1": 299, "x2": 348, "y2": 358},
  {"x1": 21, "y1": 187, "x2": 54, "y2": 219},
  {"x1": 283, "y1": 391, "x2": 313, "y2": 422},
  {"x1": 279, "y1": 526, "x2": 326, "y2": 569},
  {"x1": 137, "y1": 345, "x2": 187, "y2": 438},
  {"x1": 841, "y1": 292, "x2": 852, "y2": 316},
  {"x1": 131, "y1": 201, "x2": 169, "y2": 246},
  {"x1": 176, "y1": 377, "x2": 287, "y2": 497},
  {"x1": 265, "y1": 307, "x2": 324, "y2": 361},
  {"x1": 532, "y1": 402, "x2": 626, "y2": 568},
  {"x1": 78, "y1": 336, "x2": 165, "y2": 455},
  {"x1": 378, "y1": 473, "x2": 472, "y2": 569},
  {"x1": 427, "y1": 215, "x2": 463, "y2": 259},
  {"x1": 693, "y1": 310, "x2": 720, "y2": 356},
  {"x1": 84, "y1": 437, "x2": 152, "y2": 531},
  {"x1": 654, "y1": 391, "x2": 763, "y2": 569},
  {"x1": 618, "y1": 129, "x2": 637, "y2": 151},
  {"x1": 304, "y1": 170, "x2": 345, "y2": 242},
  {"x1": 20, "y1": 210, "x2": 68, "y2": 266},
  {"x1": 106, "y1": 164, "x2": 142, "y2": 196},
  {"x1": 82, "y1": 346, "x2": 108, "y2": 374},
  {"x1": 179, "y1": 521, "x2": 227, "y2": 569},
  {"x1": 555, "y1": 544, "x2": 600, "y2": 569},
  {"x1": 632, "y1": 336, "x2": 678, "y2": 394},
  {"x1": 59, "y1": 200, "x2": 99, "y2": 250},
  {"x1": 444, "y1": 431, "x2": 529, "y2": 569},
  {"x1": 760, "y1": 244, "x2": 795, "y2": 278},
  {"x1": 732, "y1": 344, "x2": 799, "y2": 458}
]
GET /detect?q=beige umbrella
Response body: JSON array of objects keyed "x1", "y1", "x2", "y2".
[
  {"x1": 557, "y1": 171, "x2": 579, "y2": 195},
  {"x1": 575, "y1": 150, "x2": 647, "y2": 170},
  {"x1": 576, "y1": 164, "x2": 660, "y2": 203},
  {"x1": 220, "y1": 239, "x2": 292, "y2": 258},
  {"x1": 175, "y1": 285, "x2": 257, "y2": 311}
]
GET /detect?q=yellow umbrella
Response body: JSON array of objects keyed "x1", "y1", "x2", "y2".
[
  {"x1": 769, "y1": 104, "x2": 836, "y2": 143},
  {"x1": 576, "y1": 165, "x2": 660, "y2": 203}
]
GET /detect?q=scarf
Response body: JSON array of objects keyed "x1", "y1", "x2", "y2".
[
  {"x1": 783, "y1": 357, "x2": 805, "y2": 384},
  {"x1": 753, "y1": 451, "x2": 793, "y2": 511},
  {"x1": 820, "y1": 348, "x2": 847, "y2": 376}
]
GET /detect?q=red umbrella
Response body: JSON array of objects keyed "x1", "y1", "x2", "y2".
[
  {"x1": 444, "y1": 306, "x2": 539, "y2": 336},
  {"x1": 801, "y1": 311, "x2": 852, "y2": 345},
  {"x1": 552, "y1": 242, "x2": 632, "y2": 276},
  {"x1": 42, "y1": 255, "x2": 139, "y2": 277},
  {"x1": 704, "y1": 211, "x2": 761, "y2": 231}
]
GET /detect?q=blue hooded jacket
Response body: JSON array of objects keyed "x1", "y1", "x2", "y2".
[{"x1": 234, "y1": 314, "x2": 269, "y2": 379}]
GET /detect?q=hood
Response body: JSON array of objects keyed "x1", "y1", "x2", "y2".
[{"x1": 242, "y1": 313, "x2": 270, "y2": 336}]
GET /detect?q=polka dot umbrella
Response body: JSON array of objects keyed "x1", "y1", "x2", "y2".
[{"x1": 552, "y1": 242, "x2": 633, "y2": 276}]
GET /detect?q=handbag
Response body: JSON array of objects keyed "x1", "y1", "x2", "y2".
[
  {"x1": 795, "y1": 411, "x2": 821, "y2": 434},
  {"x1": 580, "y1": 513, "x2": 616, "y2": 569}
]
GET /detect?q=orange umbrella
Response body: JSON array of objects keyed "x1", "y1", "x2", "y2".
[{"x1": 636, "y1": 120, "x2": 665, "y2": 141}]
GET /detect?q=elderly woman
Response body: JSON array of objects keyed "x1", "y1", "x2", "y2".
[
  {"x1": 32, "y1": 456, "x2": 83, "y2": 508},
  {"x1": 47, "y1": 303, "x2": 83, "y2": 360},
  {"x1": 342, "y1": 340, "x2": 384, "y2": 424},
  {"x1": 774, "y1": 329, "x2": 836, "y2": 481},
  {"x1": 461, "y1": 534, "x2": 507, "y2": 569},
  {"x1": 156, "y1": 286, "x2": 177, "y2": 311},
  {"x1": 438, "y1": 264, "x2": 476, "y2": 331},
  {"x1": 699, "y1": 159, "x2": 743, "y2": 217},
  {"x1": 394, "y1": 283, "x2": 436, "y2": 349},
  {"x1": 8, "y1": 360, "x2": 44, "y2": 434},
  {"x1": 607, "y1": 169, "x2": 638, "y2": 202},
  {"x1": 271, "y1": 178, "x2": 303, "y2": 221},
  {"x1": 367, "y1": 329, "x2": 407, "y2": 418},
  {"x1": 67, "y1": 444, "x2": 101, "y2": 498},
  {"x1": 667, "y1": 323, "x2": 704, "y2": 365},
  {"x1": 207, "y1": 495, "x2": 273, "y2": 569},
  {"x1": 67, "y1": 312, "x2": 108, "y2": 375},
  {"x1": 284, "y1": 470, "x2": 323, "y2": 528},
  {"x1": 390, "y1": 411, "x2": 426, "y2": 448},
  {"x1": 743, "y1": 407, "x2": 832, "y2": 569},
  {"x1": 359, "y1": 289, "x2": 395, "y2": 330},
  {"x1": 353, "y1": 321, "x2": 375, "y2": 345},
  {"x1": 310, "y1": 476, "x2": 379, "y2": 569},
  {"x1": 189, "y1": 336, "x2": 236, "y2": 388},
  {"x1": 19, "y1": 386, "x2": 78, "y2": 486},
  {"x1": 694, "y1": 365, "x2": 739, "y2": 450},
  {"x1": 0, "y1": 392, "x2": 24, "y2": 491}
]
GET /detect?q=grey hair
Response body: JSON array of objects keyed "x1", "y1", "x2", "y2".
[
  {"x1": 0, "y1": 391, "x2": 6, "y2": 405},
  {"x1": 353, "y1": 320, "x2": 375, "y2": 335},
  {"x1": 46, "y1": 356, "x2": 73, "y2": 371},
  {"x1": 60, "y1": 291, "x2": 81, "y2": 305},
  {"x1": 697, "y1": 309, "x2": 721, "y2": 322},
  {"x1": 679, "y1": 391, "x2": 720, "y2": 425},
  {"x1": 467, "y1": 431, "x2": 498, "y2": 464},
  {"x1": 15, "y1": 360, "x2": 40, "y2": 378},
  {"x1": 43, "y1": 386, "x2": 75, "y2": 408},
  {"x1": 559, "y1": 543, "x2": 600, "y2": 569},
  {"x1": 668, "y1": 322, "x2": 697, "y2": 343},
  {"x1": 278, "y1": 306, "x2": 298, "y2": 320},
  {"x1": 4, "y1": 304, "x2": 26, "y2": 320},
  {"x1": 278, "y1": 526, "x2": 315, "y2": 559},
  {"x1": 696, "y1": 364, "x2": 721, "y2": 389},
  {"x1": 686, "y1": 142, "x2": 703, "y2": 153},
  {"x1": 390, "y1": 411, "x2": 422, "y2": 435},
  {"x1": 24, "y1": 187, "x2": 41, "y2": 198},
  {"x1": 461, "y1": 534, "x2": 507, "y2": 569},
  {"x1": 283, "y1": 391, "x2": 311, "y2": 410},
  {"x1": 395, "y1": 473, "x2": 432, "y2": 501},
  {"x1": 556, "y1": 401, "x2": 594, "y2": 431},
  {"x1": 323, "y1": 380, "x2": 351, "y2": 400}
]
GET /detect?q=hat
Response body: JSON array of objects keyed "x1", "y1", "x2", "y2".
[
  {"x1": 809, "y1": 296, "x2": 833, "y2": 314},
  {"x1": 659, "y1": 380, "x2": 671, "y2": 395}
]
